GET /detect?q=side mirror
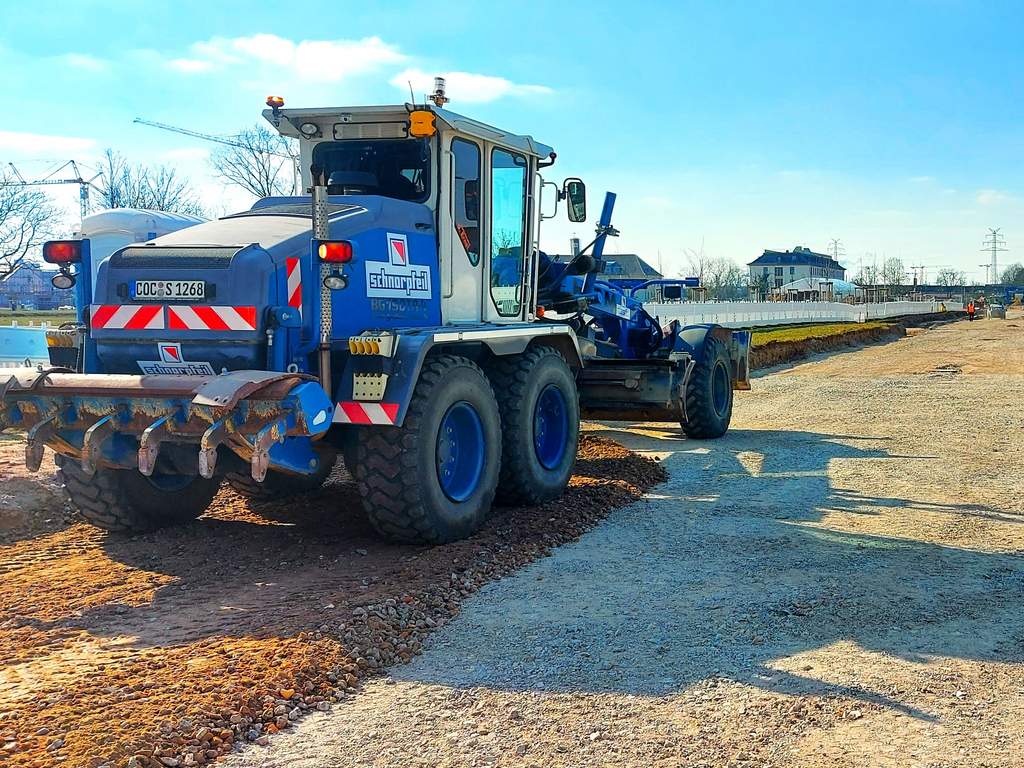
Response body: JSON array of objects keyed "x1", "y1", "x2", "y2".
[
  {"x1": 563, "y1": 178, "x2": 586, "y2": 222},
  {"x1": 663, "y1": 284, "x2": 683, "y2": 300}
]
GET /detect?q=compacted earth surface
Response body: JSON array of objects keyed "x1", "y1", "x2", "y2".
[
  {"x1": 0, "y1": 436, "x2": 662, "y2": 768},
  {"x1": 2, "y1": 310, "x2": 1023, "y2": 768},
  {"x1": 226, "y1": 311, "x2": 1024, "y2": 768}
]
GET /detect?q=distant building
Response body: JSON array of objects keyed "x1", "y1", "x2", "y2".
[
  {"x1": 550, "y1": 253, "x2": 664, "y2": 300},
  {"x1": 0, "y1": 262, "x2": 72, "y2": 310},
  {"x1": 748, "y1": 246, "x2": 846, "y2": 290}
]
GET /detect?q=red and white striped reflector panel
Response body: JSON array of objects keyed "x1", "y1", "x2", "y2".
[
  {"x1": 333, "y1": 402, "x2": 400, "y2": 425},
  {"x1": 167, "y1": 305, "x2": 258, "y2": 332},
  {"x1": 286, "y1": 257, "x2": 303, "y2": 317},
  {"x1": 90, "y1": 304, "x2": 165, "y2": 330}
]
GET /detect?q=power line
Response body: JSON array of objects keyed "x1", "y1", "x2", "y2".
[
  {"x1": 981, "y1": 228, "x2": 1007, "y2": 283},
  {"x1": 827, "y1": 238, "x2": 845, "y2": 261}
]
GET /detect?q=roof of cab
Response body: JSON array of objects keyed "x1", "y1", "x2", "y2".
[{"x1": 263, "y1": 104, "x2": 554, "y2": 159}]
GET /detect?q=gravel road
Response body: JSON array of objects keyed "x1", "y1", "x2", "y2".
[{"x1": 229, "y1": 312, "x2": 1024, "y2": 768}]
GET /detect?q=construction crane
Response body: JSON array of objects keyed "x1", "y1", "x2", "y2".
[
  {"x1": 1, "y1": 160, "x2": 103, "y2": 223},
  {"x1": 133, "y1": 118, "x2": 299, "y2": 194}
]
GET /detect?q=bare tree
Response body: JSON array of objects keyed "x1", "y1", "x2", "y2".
[
  {"x1": 936, "y1": 268, "x2": 966, "y2": 287},
  {"x1": 703, "y1": 257, "x2": 748, "y2": 300},
  {"x1": 853, "y1": 263, "x2": 880, "y2": 286},
  {"x1": 0, "y1": 171, "x2": 58, "y2": 277},
  {"x1": 682, "y1": 240, "x2": 711, "y2": 284},
  {"x1": 750, "y1": 272, "x2": 771, "y2": 299},
  {"x1": 881, "y1": 257, "x2": 906, "y2": 288},
  {"x1": 1000, "y1": 262, "x2": 1024, "y2": 285},
  {"x1": 97, "y1": 150, "x2": 206, "y2": 217},
  {"x1": 210, "y1": 126, "x2": 298, "y2": 198}
]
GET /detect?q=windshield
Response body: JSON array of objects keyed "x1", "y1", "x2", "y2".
[{"x1": 311, "y1": 139, "x2": 431, "y2": 203}]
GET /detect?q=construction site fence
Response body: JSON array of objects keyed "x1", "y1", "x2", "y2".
[{"x1": 647, "y1": 300, "x2": 963, "y2": 329}]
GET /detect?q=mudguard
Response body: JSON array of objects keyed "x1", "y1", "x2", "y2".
[
  {"x1": 332, "y1": 324, "x2": 583, "y2": 428},
  {"x1": 675, "y1": 324, "x2": 751, "y2": 389}
]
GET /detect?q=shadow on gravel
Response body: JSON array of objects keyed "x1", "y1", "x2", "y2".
[
  {"x1": 397, "y1": 425, "x2": 1024, "y2": 723},
  {"x1": 0, "y1": 436, "x2": 666, "y2": 768}
]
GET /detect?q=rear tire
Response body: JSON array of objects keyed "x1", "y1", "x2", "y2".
[
  {"x1": 681, "y1": 335, "x2": 734, "y2": 439},
  {"x1": 488, "y1": 346, "x2": 579, "y2": 506},
  {"x1": 226, "y1": 446, "x2": 337, "y2": 500},
  {"x1": 56, "y1": 455, "x2": 220, "y2": 533},
  {"x1": 355, "y1": 354, "x2": 501, "y2": 544}
]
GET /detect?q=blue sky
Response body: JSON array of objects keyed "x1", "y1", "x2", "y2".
[{"x1": 2, "y1": 0, "x2": 1022, "y2": 280}]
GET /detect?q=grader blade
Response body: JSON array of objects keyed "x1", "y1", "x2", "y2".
[{"x1": 0, "y1": 368, "x2": 334, "y2": 479}]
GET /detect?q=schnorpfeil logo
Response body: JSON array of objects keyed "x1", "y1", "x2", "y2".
[{"x1": 388, "y1": 233, "x2": 408, "y2": 266}]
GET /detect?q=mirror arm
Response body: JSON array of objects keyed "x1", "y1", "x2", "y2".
[{"x1": 538, "y1": 151, "x2": 557, "y2": 169}]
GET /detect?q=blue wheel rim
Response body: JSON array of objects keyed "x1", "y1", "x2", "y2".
[
  {"x1": 533, "y1": 384, "x2": 569, "y2": 470},
  {"x1": 712, "y1": 361, "x2": 730, "y2": 416},
  {"x1": 436, "y1": 401, "x2": 485, "y2": 502}
]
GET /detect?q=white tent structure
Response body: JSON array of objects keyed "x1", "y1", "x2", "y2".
[
  {"x1": 774, "y1": 277, "x2": 860, "y2": 300},
  {"x1": 78, "y1": 209, "x2": 206, "y2": 282}
]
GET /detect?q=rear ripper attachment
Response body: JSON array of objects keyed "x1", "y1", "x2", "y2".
[{"x1": 0, "y1": 368, "x2": 334, "y2": 482}]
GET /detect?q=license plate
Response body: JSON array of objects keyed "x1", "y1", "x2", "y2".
[{"x1": 133, "y1": 280, "x2": 205, "y2": 300}]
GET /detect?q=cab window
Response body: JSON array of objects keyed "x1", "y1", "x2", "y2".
[
  {"x1": 452, "y1": 138, "x2": 481, "y2": 265},
  {"x1": 489, "y1": 148, "x2": 527, "y2": 316},
  {"x1": 311, "y1": 139, "x2": 431, "y2": 202}
]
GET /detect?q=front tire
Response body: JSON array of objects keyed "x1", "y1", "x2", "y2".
[
  {"x1": 355, "y1": 354, "x2": 501, "y2": 543},
  {"x1": 682, "y1": 336, "x2": 734, "y2": 439},
  {"x1": 488, "y1": 346, "x2": 579, "y2": 506},
  {"x1": 56, "y1": 455, "x2": 220, "y2": 533}
]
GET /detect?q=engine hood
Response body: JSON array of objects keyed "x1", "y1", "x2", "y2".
[{"x1": 146, "y1": 195, "x2": 433, "y2": 259}]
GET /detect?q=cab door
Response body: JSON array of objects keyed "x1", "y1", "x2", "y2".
[
  {"x1": 483, "y1": 146, "x2": 531, "y2": 323},
  {"x1": 439, "y1": 135, "x2": 483, "y2": 323}
]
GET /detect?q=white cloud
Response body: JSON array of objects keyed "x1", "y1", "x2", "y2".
[
  {"x1": 62, "y1": 53, "x2": 107, "y2": 72},
  {"x1": 169, "y1": 58, "x2": 213, "y2": 73},
  {"x1": 0, "y1": 130, "x2": 96, "y2": 155},
  {"x1": 391, "y1": 68, "x2": 553, "y2": 103},
  {"x1": 976, "y1": 189, "x2": 1010, "y2": 206},
  {"x1": 171, "y1": 34, "x2": 405, "y2": 82}
]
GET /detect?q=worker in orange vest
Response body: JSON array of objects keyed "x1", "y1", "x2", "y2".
[{"x1": 967, "y1": 300, "x2": 976, "y2": 321}]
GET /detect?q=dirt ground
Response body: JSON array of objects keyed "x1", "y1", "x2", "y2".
[
  {"x1": 2, "y1": 310, "x2": 1022, "y2": 767},
  {"x1": 0, "y1": 435, "x2": 663, "y2": 768},
  {"x1": 224, "y1": 310, "x2": 1024, "y2": 768}
]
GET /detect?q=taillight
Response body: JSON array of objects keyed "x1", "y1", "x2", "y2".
[
  {"x1": 318, "y1": 241, "x2": 353, "y2": 263},
  {"x1": 43, "y1": 240, "x2": 82, "y2": 264}
]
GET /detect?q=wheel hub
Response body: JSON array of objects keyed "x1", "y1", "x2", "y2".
[
  {"x1": 436, "y1": 401, "x2": 485, "y2": 502},
  {"x1": 533, "y1": 384, "x2": 569, "y2": 470}
]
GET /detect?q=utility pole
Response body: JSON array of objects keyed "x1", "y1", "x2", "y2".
[
  {"x1": 981, "y1": 228, "x2": 1007, "y2": 284},
  {"x1": 908, "y1": 264, "x2": 926, "y2": 298},
  {"x1": 828, "y1": 238, "x2": 845, "y2": 261},
  {"x1": 979, "y1": 263, "x2": 991, "y2": 284}
]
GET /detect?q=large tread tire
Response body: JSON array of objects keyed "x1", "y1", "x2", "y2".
[
  {"x1": 226, "y1": 446, "x2": 338, "y2": 500},
  {"x1": 682, "y1": 335, "x2": 734, "y2": 439},
  {"x1": 56, "y1": 455, "x2": 220, "y2": 533},
  {"x1": 354, "y1": 354, "x2": 501, "y2": 544},
  {"x1": 488, "y1": 346, "x2": 579, "y2": 506}
]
